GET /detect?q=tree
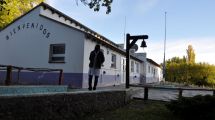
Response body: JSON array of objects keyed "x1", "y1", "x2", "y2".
[
  {"x1": 0, "y1": 0, "x2": 44, "y2": 29},
  {"x1": 165, "y1": 45, "x2": 215, "y2": 87},
  {"x1": 0, "y1": 0, "x2": 7, "y2": 11},
  {"x1": 165, "y1": 57, "x2": 188, "y2": 83},
  {"x1": 186, "y1": 45, "x2": 195, "y2": 64},
  {"x1": 166, "y1": 56, "x2": 186, "y2": 64},
  {"x1": 78, "y1": 0, "x2": 113, "y2": 14}
]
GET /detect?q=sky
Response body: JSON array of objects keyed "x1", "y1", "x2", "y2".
[{"x1": 46, "y1": 0, "x2": 215, "y2": 65}]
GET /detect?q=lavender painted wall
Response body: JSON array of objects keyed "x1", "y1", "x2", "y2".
[
  {"x1": 0, "y1": 70, "x2": 141, "y2": 88},
  {"x1": 0, "y1": 71, "x2": 83, "y2": 88},
  {"x1": 82, "y1": 73, "x2": 141, "y2": 88}
]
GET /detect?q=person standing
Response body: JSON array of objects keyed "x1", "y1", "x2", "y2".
[{"x1": 88, "y1": 45, "x2": 105, "y2": 90}]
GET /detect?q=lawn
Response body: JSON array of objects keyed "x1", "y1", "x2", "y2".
[{"x1": 83, "y1": 100, "x2": 181, "y2": 120}]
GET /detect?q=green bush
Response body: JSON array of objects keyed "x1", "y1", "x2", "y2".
[{"x1": 166, "y1": 95, "x2": 215, "y2": 120}]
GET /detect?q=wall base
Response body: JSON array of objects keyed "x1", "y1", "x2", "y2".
[{"x1": 0, "y1": 89, "x2": 134, "y2": 120}]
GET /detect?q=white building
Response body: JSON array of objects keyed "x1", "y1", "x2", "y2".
[
  {"x1": 146, "y1": 58, "x2": 163, "y2": 83},
  {"x1": 0, "y1": 3, "x2": 162, "y2": 88}
]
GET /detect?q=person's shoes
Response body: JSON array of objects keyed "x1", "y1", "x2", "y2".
[
  {"x1": 93, "y1": 87, "x2": 96, "y2": 90},
  {"x1": 88, "y1": 87, "x2": 92, "y2": 91}
]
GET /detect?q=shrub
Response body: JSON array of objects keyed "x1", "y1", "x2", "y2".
[{"x1": 166, "y1": 95, "x2": 215, "y2": 120}]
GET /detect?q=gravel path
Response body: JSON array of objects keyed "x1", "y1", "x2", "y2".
[{"x1": 133, "y1": 88, "x2": 213, "y2": 101}]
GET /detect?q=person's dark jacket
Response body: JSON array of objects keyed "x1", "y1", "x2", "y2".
[{"x1": 89, "y1": 50, "x2": 105, "y2": 69}]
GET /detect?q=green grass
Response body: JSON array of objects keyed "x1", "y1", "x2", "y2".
[{"x1": 83, "y1": 100, "x2": 181, "y2": 120}]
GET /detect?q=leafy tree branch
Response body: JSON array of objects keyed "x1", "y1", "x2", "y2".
[{"x1": 78, "y1": 0, "x2": 113, "y2": 14}]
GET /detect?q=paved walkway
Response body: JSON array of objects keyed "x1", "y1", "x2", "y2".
[
  {"x1": 69, "y1": 85, "x2": 214, "y2": 101},
  {"x1": 133, "y1": 88, "x2": 213, "y2": 101},
  {"x1": 68, "y1": 85, "x2": 126, "y2": 92}
]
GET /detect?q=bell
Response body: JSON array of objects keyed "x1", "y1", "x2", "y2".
[{"x1": 140, "y1": 40, "x2": 147, "y2": 48}]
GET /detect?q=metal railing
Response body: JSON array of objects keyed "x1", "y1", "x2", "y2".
[
  {"x1": 0, "y1": 64, "x2": 63, "y2": 85},
  {"x1": 130, "y1": 84, "x2": 215, "y2": 100}
]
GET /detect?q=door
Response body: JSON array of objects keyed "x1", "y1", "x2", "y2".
[{"x1": 120, "y1": 57, "x2": 126, "y2": 84}]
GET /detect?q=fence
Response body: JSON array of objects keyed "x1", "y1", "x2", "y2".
[
  {"x1": 0, "y1": 64, "x2": 63, "y2": 85},
  {"x1": 130, "y1": 84, "x2": 215, "y2": 100}
]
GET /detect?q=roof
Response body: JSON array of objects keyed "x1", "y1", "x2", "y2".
[
  {"x1": 0, "y1": 2, "x2": 143, "y2": 62},
  {"x1": 147, "y1": 58, "x2": 161, "y2": 68},
  {"x1": 1, "y1": 2, "x2": 116, "y2": 47}
]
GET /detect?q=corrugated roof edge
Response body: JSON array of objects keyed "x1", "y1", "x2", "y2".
[
  {"x1": 0, "y1": 2, "x2": 118, "y2": 47},
  {"x1": 0, "y1": 2, "x2": 119, "y2": 48},
  {"x1": 40, "y1": 2, "x2": 120, "y2": 48},
  {"x1": 147, "y1": 58, "x2": 161, "y2": 68}
]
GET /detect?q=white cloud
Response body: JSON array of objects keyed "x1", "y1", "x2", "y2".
[{"x1": 143, "y1": 37, "x2": 215, "y2": 65}]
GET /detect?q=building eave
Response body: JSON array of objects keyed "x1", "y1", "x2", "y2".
[{"x1": 147, "y1": 58, "x2": 161, "y2": 68}]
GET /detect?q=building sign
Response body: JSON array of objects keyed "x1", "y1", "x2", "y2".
[{"x1": 5, "y1": 22, "x2": 51, "y2": 40}]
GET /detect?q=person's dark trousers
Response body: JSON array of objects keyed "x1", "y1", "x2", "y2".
[
  {"x1": 88, "y1": 75, "x2": 93, "y2": 90},
  {"x1": 93, "y1": 76, "x2": 99, "y2": 90}
]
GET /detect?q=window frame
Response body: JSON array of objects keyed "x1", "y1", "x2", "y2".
[
  {"x1": 111, "y1": 53, "x2": 117, "y2": 68},
  {"x1": 135, "y1": 62, "x2": 139, "y2": 73},
  {"x1": 131, "y1": 61, "x2": 134, "y2": 72},
  {"x1": 49, "y1": 44, "x2": 66, "y2": 63}
]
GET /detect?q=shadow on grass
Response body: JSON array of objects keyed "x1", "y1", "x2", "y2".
[{"x1": 83, "y1": 100, "x2": 181, "y2": 120}]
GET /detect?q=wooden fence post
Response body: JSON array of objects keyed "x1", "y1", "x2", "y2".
[
  {"x1": 17, "y1": 69, "x2": 21, "y2": 84},
  {"x1": 5, "y1": 65, "x2": 12, "y2": 85},
  {"x1": 144, "y1": 87, "x2": 149, "y2": 100},
  {"x1": 58, "y1": 70, "x2": 63, "y2": 85},
  {"x1": 178, "y1": 88, "x2": 183, "y2": 99}
]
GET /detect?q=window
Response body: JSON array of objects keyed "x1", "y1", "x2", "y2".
[
  {"x1": 152, "y1": 67, "x2": 154, "y2": 74},
  {"x1": 49, "y1": 44, "x2": 65, "y2": 63},
  {"x1": 111, "y1": 53, "x2": 116, "y2": 68},
  {"x1": 148, "y1": 65, "x2": 150, "y2": 73},
  {"x1": 136, "y1": 62, "x2": 139, "y2": 73},
  {"x1": 131, "y1": 61, "x2": 134, "y2": 72},
  {"x1": 106, "y1": 48, "x2": 109, "y2": 54},
  {"x1": 153, "y1": 68, "x2": 156, "y2": 76},
  {"x1": 123, "y1": 59, "x2": 126, "y2": 71}
]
